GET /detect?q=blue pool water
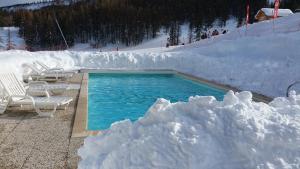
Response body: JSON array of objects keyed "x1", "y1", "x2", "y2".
[{"x1": 88, "y1": 73, "x2": 226, "y2": 130}]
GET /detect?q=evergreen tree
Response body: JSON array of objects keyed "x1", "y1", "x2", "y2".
[{"x1": 0, "y1": 0, "x2": 276, "y2": 50}]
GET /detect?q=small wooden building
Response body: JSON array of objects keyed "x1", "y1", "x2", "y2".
[{"x1": 255, "y1": 8, "x2": 293, "y2": 22}]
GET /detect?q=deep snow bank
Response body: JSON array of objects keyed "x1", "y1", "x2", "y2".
[
  {"x1": 1, "y1": 14, "x2": 300, "y2": 97},
  {"x1": 78, "y1": 91, "x2": 300, "y2": 169}
]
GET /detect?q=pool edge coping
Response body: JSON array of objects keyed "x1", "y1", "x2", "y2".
[
  {"x1": 175, "y1": 71, "x2": 273, "y2": 103},
  {"x1": 72, "y1": 69, "x2": 273, "y2": 138},
  {"x1": 72, "y1": 73, "x2": 103, "y2": 138}
]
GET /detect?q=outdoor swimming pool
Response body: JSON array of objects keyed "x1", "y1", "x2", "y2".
[{"x1": 88, "y1": 73, "x2": 226, "y2": 130}]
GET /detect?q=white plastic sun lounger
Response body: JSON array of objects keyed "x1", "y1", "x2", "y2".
[
  {"x1": 34, "y1": 61, "x2": 78, "y2": 74},
  {"x1": 1, "y1": 73, "x2": 79, "y2": 97},
  {"x1": 22, "y1": 63, "x2": 74, "y2": 82},
  {"x1": 0, "y1": 86, "x2": 6, "y2": 114},
  {"x1": 26, "y1": 81, "x2": 80, "y2": 96},
  {"x1": 0, "y1": 73, "x2": 73, "y2": 117}
]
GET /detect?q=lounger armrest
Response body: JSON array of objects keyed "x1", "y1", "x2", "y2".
[
  {"x1": 25, "y1": 87, "x2": 51, "y2": 97},
  {"x1": 9, "y1": 95, "x2": 36, "y2": 107},
  {"x1": 48, "y1": 68, "x2": 64, "y2": 71},
  {"x1": 41, "y1": 70, "x2": 60, "y2": 75},
  {"x1": 27, "y1": 81, "x2": 49, "y2": 87}
]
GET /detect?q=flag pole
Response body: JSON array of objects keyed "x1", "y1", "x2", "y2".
[
  {"x1": 273, "y1": 0, "x2": 280, "y2": 33},
  {"x1": 245, "y1": 1, "x2": 250, "y2": 36}
]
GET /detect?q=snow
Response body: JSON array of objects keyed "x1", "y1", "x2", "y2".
[
  {"x1": 260, "y1": 8, "x2": 294, "y2": 17},
  {"x1": 2, "y1": 14, "x2": 299, "y2": 97},
  {"x1": 0, "y1": 0, "x2": 38, "y2": 8},
  {"x1": 0, "y1": 0, "x2": 70, "y2": 10},
  {"x1": 78, "y1": 91, "x2": 300, "y2": 169},
  {"x1": 71, "y1": 21, "x2": 238, "y2": 52},
  {"x1": 0, "y1": 6, "x2": 299, "y2": 169}
]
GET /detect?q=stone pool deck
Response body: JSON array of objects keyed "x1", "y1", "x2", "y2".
[{"x1": 0, "y1": 74, "x2": 84, "y2": 169}]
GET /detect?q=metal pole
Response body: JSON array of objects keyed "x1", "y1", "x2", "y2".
[{"x1": 54, "y1": 14, "x2": 69, "y2": 49}]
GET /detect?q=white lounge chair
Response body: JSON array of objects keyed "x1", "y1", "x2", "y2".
[
  {"x1": 26, "y1": 81, "x2": 80, "y2": 96},
  {"x1": 34, "y1": 61, "x2": 78, "y2": 74},
  {"x1": 0, "y1": 73, "x2": 73, "y2": 117},
  {"x1": 0, "y1": 86, "x2": 6, "y2": 114},
  {"x1": 22, "y1": 63, "x2": 74, "y2": 82},
  {"x1": 1, "y1": 73, "x2": 79, "y2": 97}
]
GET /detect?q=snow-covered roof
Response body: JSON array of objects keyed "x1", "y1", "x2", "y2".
[{"x1": 259, "y1": 8, "x2": 294, "y2": 17}]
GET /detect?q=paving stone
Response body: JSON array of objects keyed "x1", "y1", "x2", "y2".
[
  {"x1": 0, "y1": 144, "x2": 33, "y2": 169},
  {"x1": 0, "y1": 155, "x2": 24, "y2": 169},
  {"x1": 0, "y1": 132, "x2": 37, "y2": 150},
  {"x1": 0, "y1": 132, "x2": 10, "y2": 144},
  {"x1": 21, "y1": 149, "x2": 67, "y2": 169},
  {"x1": 0, "y1": 113, "x2": 25, "y2": 124},
  {"x1": 67, "y1": 138, "x2": 84, "y2": 169},
  {"x1": 0, "y1": 123, "x2": 18, "y2": 134},
  {"x1": 0, "y1": 73, "x2": 83, "y2": 168},
  {"x1": 0, "y1": 123, "x2": 18, "y2": 144}
]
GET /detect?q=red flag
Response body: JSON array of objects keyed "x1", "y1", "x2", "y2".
[
  {"x1": 246, "y1": 4, "x2": 250, "y2": 25},
  {"x1": 274, "y1": 0, "x2": 280, "y2": 18}
]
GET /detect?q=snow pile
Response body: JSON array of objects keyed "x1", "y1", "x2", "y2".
[{"x1": 78, "y1": 91, "x2": 300, "y2": 169}]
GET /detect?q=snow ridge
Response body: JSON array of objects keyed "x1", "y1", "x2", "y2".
[{"x1": 78, "y1": 91, "x2": 300, "y2": 169}]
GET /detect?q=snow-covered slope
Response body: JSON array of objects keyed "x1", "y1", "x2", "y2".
[
  {"x1": 71, "y1": 20, "x2": 238, "y2": 52},
  {"x1": 77, "y1": 14, "x2": 300, "y2": 169},
  {"x1": 2, "y1": 14, "x2": 299, "y2": 97},
  {"x1": 0, "y1": 0, "x2": 37, "y2": 8},
  {"x1": 0, "y1": 0, "x2": 70, "y2": 10},
  {"x1": 0, "y1": 8, "x2": 299, "y2": 169},
  {"x1": 167, "y1": 14, "x2": 300, "y2": 97}
]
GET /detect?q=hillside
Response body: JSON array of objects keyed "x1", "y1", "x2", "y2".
[
  {"x1": 0, "y1": 9, "x2": 299, "y2": 169},
  {"x1": 0, "y1": 0, "x2": 70, "y2": 10},
  {"x1": 0, "y1": 14, "x2": 300, "y2": 97},
  {"x1": 77, "y1": 14, "x2": 300, "y2": 169}
]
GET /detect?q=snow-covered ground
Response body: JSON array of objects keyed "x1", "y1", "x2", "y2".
[
  {"x1": 0, "y1": 9, "x2": 300, "y2": 169},
  {"x1": 2, "y1": 14, "x2": 300, "y2": 97}
]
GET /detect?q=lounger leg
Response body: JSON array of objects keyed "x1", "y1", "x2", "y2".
[
  {"x1": 0, "y1": 101, "x2": 8, "y2": 114},
  {"x1": 63, "y1": 103, "x2": 70, "y2": 114},
  {"x1": 35, "y1": 104, "x2": 58, "y2": 118}
]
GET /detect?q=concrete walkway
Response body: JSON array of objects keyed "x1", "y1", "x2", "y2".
[{"x1": 0, "y1": 74, "x2": 84, "y2": 169}]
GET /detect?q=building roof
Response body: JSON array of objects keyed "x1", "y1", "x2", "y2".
[{"x1": 258, "y1": 8, "x2": 294, "y2": 17}]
